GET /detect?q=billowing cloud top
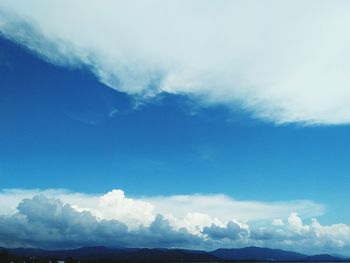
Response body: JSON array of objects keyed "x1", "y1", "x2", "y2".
[
  {"x1": 0, "y1": 188, "x2": 350, "y2": 256},
  {"x1": 1, "y1": 0, "x2": 350, "y2": 124}
]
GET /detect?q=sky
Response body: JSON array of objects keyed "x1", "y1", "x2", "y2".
[{"x1": 1, "y1": 0, "x2": 350, "y2": 256}]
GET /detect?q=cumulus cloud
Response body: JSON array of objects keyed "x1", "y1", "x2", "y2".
[
  {"x1": 203, "y1": 220, "x2": 249, "y2": 241},
  {"x1": 0, "y1": 195, "x2": 198, "y2": 249},
  {"x1": 0, "y1": 195, "x2": 127, "y2": 248},
  {"x1": 251, "y1": 213, "x2": 350, "y2": 255},
  {"x1": 0, "y1": 189, "x2": 350, "y2": 255},
  {"x1": 0, "y1": 189, "x2": 324, "y2": 232},
  {"x1": 1, "y1": 1, "x2": 350, "y2": 124}
]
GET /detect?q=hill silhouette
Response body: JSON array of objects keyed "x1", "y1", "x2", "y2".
[{"x1": 1, "y1": 245, "x2": 348, "y2": 262}]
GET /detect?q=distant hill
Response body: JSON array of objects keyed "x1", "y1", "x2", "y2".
[
  {"x1": 211, "y1": 246, "x2": 307, "y2": 261},
  {"x1": 9, "y1": 246, "x2": 119, "y2": 259},
  {"x1": 304, "y1": 254, "x2": 344, "y2": 261},
  {"x1": 7, "y1": 246, "x2": 218, "y2": 262},
  {"x1": 2, "y1": 245, "x2": 347, "y2": 262},
  {"x1": 116, "y1": 248, "x2": 219, "y2": 262}
]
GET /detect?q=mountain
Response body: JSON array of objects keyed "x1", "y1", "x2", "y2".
[
  {"x1": 331, "y1": 254, "x2": 348, "y2": 259},
  {"x1": 304, "y1": 254, "x2": 344, "y2": 261},
  {"x1": 211, "y1": 246, "x2": 307, "y2": 261},
  {"x1": 7, "y1": 246, "x2": 219, "y2": 262},
  {"x1": 116, "y1": 248, "x2": 219, "y2": 261},
  {"x1": 3, "y1": 245, "x2": 346, "y2": 262},
  {"x1": 8, "y1": 246, "x2": 129, "y2": 260}
]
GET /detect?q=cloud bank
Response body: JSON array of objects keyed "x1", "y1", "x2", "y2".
[
  {"x1": 0, "y1": 189, "x2": 349, "y2": 256},
  {"x1": 1, "y1": 0, "x2": 350, "y2": 124},
  {"x1": 0, "y1": 189, "x2": 324, "y2": 231}
]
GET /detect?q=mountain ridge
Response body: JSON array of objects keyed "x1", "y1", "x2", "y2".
[{"x1": 1, "y1": 245, "x2": 348, "y2": 262}]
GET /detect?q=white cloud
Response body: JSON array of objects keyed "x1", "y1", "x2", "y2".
[
  {"x1": 203, "y1": 220, "x2": 250, "y2": 240},
  {"x1": 96, "y1": 189, "x2": 155, "y2": 227},
  {"x1": 1, "y1": 1, "x2": 350, "y2": 124},
  {"x1": 145, "y1": 194, "x2": 325, "y2": 227},
  {"x1": 268, "y1": 213, "x2": 350, "y2": 255},
  {"x1": 288, "y1": 212, "x2": 306, "y2": 233},
  {"x1": 0, "y1": 195, "x2": 197, "y2": 249},
  {"x1": 0, "y1": 189, "x2": 155, "y2": 229},
  {"x1": 0, "y1": 189, "x2": 349, "y2": 255},
  {"x1": 272, "y1": 218, "x2": 284, "y2": 226},
  {"x1": 0, "y1": 188, "x2": 324, "y2": 232}
]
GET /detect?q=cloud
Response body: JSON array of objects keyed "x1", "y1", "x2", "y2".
[
  {"x1": 0, "y1": 195, "x2": 199, "y2": 249},
  {"x1": 0, "y1": 189, "x2": 325, "y2": 232},
  {"x1": 0, "y1": 195, "x2": 128, "y2": 248},
  {"x1": 0, "y1": 189, "x2": 155, "y2": 229},
  {"x1": 272, "y1": 218, "x2": 284, "y2": 226},
  {"x1": 0, "y1": 189, "x2": 350, "y2": 255},
  {"x1": 1, "y1": 1, "x2": 350, "y2": 124},
  {"x1": 145, "y1": 194, "x2": 325, "y2": 231},
  {"x1": 251, "y1": 213, "x2": 350, "y2": 255},
  {"x1": 203, "y1": 220, "x2": 249, "y2": 241}
]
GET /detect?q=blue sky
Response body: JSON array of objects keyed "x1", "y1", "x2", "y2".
[
  {"x1": 1, "y1": 36, "x2": 350, "y2": 224},
  {"x1": 1, "y1": 0, "x2": 350, "y2": 255}
]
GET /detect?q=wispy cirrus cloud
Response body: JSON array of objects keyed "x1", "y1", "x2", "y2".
[{"x1": 1, "y1": 1, "x2": 350, "y2": 124}]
